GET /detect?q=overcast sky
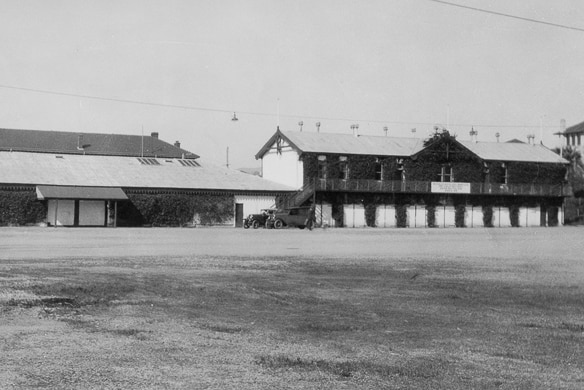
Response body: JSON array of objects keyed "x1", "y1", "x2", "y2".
[{"x1": 1, "y1": 0, "x2": 583, "y2": 168}]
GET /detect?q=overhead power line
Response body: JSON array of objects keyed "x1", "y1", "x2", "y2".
[
  {"x1": 0, "y1": 83, "x2": 558, "y2": 130},
  {"x1": 426, "y1": 0, "x2": 584, "y2": 33}
]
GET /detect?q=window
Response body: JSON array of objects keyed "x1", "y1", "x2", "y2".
[
  {"x1": 440, "y1": 166, "x2": 453, "y2": 182},
  {"x1": 178, "y1": 159, "x2": 200, "y2": 167},
  {"x1": 317, "y1": 155, "x2": 327, "y2": 179},
  {"x1": 137, "y1": 158, "x2": 160, "y2": 165},
  {"x1": 375, "y1": 159, "x2": 382, "y2": 181},
  {"x1": 339, "y1": 156, "x2": 348, "y2": 180}
]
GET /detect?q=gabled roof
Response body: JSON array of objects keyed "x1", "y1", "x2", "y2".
[
  {"x1": 0, "y1": 128, "x2": 199, "y2": 159},
  {"x1": 565, "y1": 120, "x2": 584, "y2": 135},
  {"x1": 255, "y1": 129, "x2": 424, "y2": 159},
  {"x1": 256, "y1": 129, "x2": 566, "y2": 164},
  {"x1": 458, "y1": 140, "x2": 567, "y2": 164},
  {"x1": 0, "y1": 151, "x2": 293, "y2": 192}
]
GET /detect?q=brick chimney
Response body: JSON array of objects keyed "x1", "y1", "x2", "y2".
[
  {"x1": 151, "y1": 132, "x2": 159, "y2": 138},
  {"x1": 174, "y1": 141, "x2": 181, "y2": 148}
]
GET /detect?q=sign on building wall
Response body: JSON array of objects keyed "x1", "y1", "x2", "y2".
[{"x1": 431, "y1": 182, "x2": 471, "y2": 194}]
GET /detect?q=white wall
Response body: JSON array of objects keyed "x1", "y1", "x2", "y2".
[
  {"x1": 316, "y1": 203, "x2": 334, "y2": 227},
  {"x1": 521, "y1": 207, "x2": 541, "y2": 227},
  {"x1": 493, "y1": 207, "x2": 512, "y2": 227},
  {"x1": 261, "y1": 146, "x2": 303, "y2": 189},
  {"x1": 234, "y1": 194, "x2": 277, "y2": 218},
  {"x1": 47, "y1": 200, "x2": 75, "y2": 226},
  {"x1": 375, "y1": 205, "x2": 396, "y2": 228},
  {"x1": 409, "y1": 205, "x2": 427, "y2": 228},
  {"x1": 79, "y1": 200, "x2": 106, "y2": 226},
  {"x1": 435, "y1": 205, "x2": 456, "y2": 227},
  {"x1": 468, "y1": 206, "x2": 484, "y2": 227},
  {"x1": 344, "y1": 204, "x2": 366, "y2": 228}
]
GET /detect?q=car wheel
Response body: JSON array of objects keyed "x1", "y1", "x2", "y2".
[
  {"x1": 243, "y1": 222, "x2": 250, "y2": 229},
  {"x1": 274, "y1": 219, "x2": 284, "y2": 229},
  {"x1": 252, "y1": 220, "x2": 260, "y2": 229}
]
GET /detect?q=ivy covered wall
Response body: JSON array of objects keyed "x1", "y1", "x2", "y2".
[
  {"x1": 0, "y1": 189, "x2": 46, "y2": 226},
  {"x1": 303, "y1": 153, "x2": 404, "y2": 182},
  {"x1": 406, "y1": 136, "x2": 484, "y2": 182},
  {"x1": 507, "y1": 162, "x2": 566, "y2": 185},
  {"x1": 118, "y1": 192, "x2": 234, "y2": 227}
]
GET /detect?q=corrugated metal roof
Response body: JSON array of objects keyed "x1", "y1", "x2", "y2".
[
  {"x1": 458, "y1": 140, "x2": 567, "y2": 163},
  {"x1": 36, "y1": 186, "x2": 128, "y2": 200},
  {"x1": 0, "y1": 152, "x2": 294, "y2": 192},
  {"x1": 0, "y1": 128, "x2": 199, "y2": 159},
  {"x1": 272, "y1": 131, "x2": 424, "y2": 156},
  {"x1": 257, "y1": 130, "x2": 566, "y2": 164}
]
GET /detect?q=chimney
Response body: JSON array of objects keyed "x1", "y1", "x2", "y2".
[
  {"x1": 469, "y1": 127, "x2": 478, "y2": 143},
  {"x1": 174, "y1": 141, "x2": 181, "y2": 148},
  {"x1": 151, "y1": 132, "x2": 159, "y2": 139},
  {"x1": 77, "y1": 134, "x2": 84, "y2": 150},
  {"x1": 351, "y1": 124, "x2": 359, "y2": 137}
]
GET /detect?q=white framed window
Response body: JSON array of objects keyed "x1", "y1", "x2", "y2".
[
  {"x1": 440, "y1": 166, "x2": 453, "y2": 182},
  {"x1": 317, "y1": 155, "x2": 327, "y2": 179},
  {"x1": 339, "y1": 156, "x2": 348, "y2": 180},
  {"x1": 375, "y1": 158, "x2": 383, "y2": 181}
]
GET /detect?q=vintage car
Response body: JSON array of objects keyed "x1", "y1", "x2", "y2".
[
  {"x1": 243, "y1": 209, "x2": 275, "y2": 229},
  {"x1": 270, "y1": 206, "x2": 313, "y2": 229}
]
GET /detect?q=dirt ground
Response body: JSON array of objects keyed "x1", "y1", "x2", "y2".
[
  {"x1": 1, "y1": 225, "x2": 581, "y2": 262},
  {"x1": 1, "y1": 226, "x2": 583, "y2": 389}
]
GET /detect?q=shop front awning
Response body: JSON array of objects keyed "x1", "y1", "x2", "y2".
[{"x1": 36, "y1": 186, "x2": 128, "y2": 200}]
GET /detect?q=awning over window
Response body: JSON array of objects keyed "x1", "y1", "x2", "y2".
[{"x1": 36, "y1": 186, "x2": 128, "y2": 200}]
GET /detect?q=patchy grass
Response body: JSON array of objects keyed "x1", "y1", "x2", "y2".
[{"x1": 1, "y1": 229, "x2": 584, "y2": 389}]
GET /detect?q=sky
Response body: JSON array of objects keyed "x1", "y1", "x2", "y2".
[{"x1": 1, "y1": 0, "x2": 584, "y2": 168}]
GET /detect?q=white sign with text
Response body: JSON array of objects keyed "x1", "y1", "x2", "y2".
[{"x1": 431, "y1": 182, "x2": 471, "y2": 194}]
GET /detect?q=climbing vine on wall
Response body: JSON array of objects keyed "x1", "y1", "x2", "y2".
[
  {"x1": 347, "y1": 155, "x2": 376, "y2": 180},
  {"x1": 0, "y1": 189, "x2": 46, "y2": 226},
  {"x1": 507, "y1": 162, "x2": 566, "y2": 185},
  {"x1": 406, "y1": 137, "x2": 484, "y2": 183},
  {"x1": 426, "y1": 204, "x2": 436, "y2": 227},
  {"x1": 509, "y1": 205, "x2": 520, "y2": 227},
  {"x1": 119, "y1": 193, "x2": 233, "y2": 227},
  {"x1": 0, "y1": 190, "x2": 47, "y2": 226},
  {"x1": 482, "y1": 205, "x2": 494, "y2": 227},
  {"x1": 455, "y1": 204, "x2": 466, "y2": 227}
]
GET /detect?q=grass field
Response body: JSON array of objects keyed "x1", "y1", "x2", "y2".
[{"x1": 1, "y1": 227, "x2": 583, "y2": 389}]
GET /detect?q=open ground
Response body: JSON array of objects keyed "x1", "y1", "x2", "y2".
[{"x1": 1, "y1": 227, "x2": 583, "y2": 389}]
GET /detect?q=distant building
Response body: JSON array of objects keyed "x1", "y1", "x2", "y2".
[
  {"x1": 256, "y1": 128, "x2": 568, "y2": 228},
  {"x1": 0, "y1": 128, "x2": 292, "y2": 227},
  {"x1": 563, "y1": 120, "x2": 584, "y2": 154}
]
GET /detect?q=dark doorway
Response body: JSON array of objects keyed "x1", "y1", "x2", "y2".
[{"x1": 235, "y1": 203, "x2": 244, "y2": 227}]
